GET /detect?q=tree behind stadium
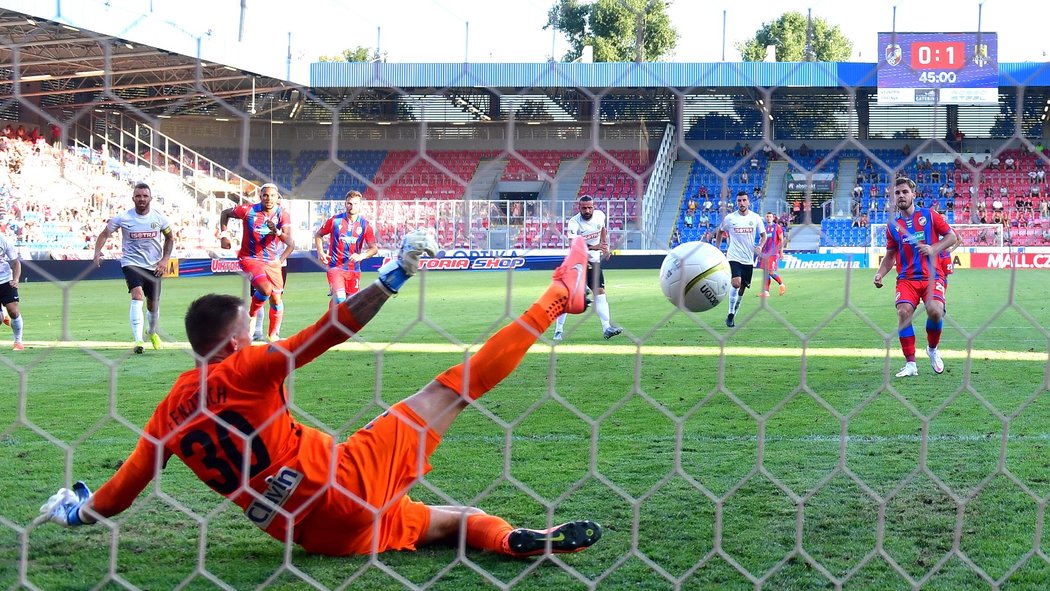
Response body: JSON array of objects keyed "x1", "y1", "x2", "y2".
[
  {"x1": 545, "y1": 0, "x2": 678, "y2": 63},
  {"x1": 318, "y1": 46, "x2": 376, "y2": 62},
  {"x1": 736, "y1": 11, "x2": 853, "y2": 62}
]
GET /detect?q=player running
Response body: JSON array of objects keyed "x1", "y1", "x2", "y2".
[
  {"x1": 219, "y1": 183, "x2": 294, "y2": 342},
  {"x1": 873, "y1": 177, "x2": 958, "y2": 377},
  {"x1": 759, "y1": 211, "x2": 786, "y2": 297},
  {"x1": 92, "y1": 182, "x2": 174, "y2": 353},
  {"x1": 314, "y1": 190, "x2": 377, "y2": 304},
  {"x1": 40, "y1": 233, "x2": 602, "y2": 559},
  {"x1": 714, "y1": 191, "x2": 766, "y2": 327},
  {"x1": 553, "y1": 195, "x2": 622, "y2": 341}
]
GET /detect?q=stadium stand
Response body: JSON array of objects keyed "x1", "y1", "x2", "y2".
[
  {"x1": 362, "y1": 149, "x2": 497, "y2": 201},
  {"x1": 196, "y1": 147, "x2": 295, "y2": 190},
  {"x1": 500, "y1": 149, "x2": 582, "y2": 181},
  {"x1": 320, "y1": 150, "x2": 388, "y2": 200},
  {"x1": 0, "y1": 135, "x2": 222, "y2": 257}
]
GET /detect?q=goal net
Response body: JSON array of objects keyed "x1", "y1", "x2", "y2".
[{"x1": 5, "y1": 5, "x2": 1049, "y2": 591}]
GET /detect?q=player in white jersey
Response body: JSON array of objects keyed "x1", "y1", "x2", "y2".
[
  {"x1": 0, "y1": 231, "x2": 24, "y2": 350},
  {"x1": 92, "y1": 183, "x2": 174, "y2": 353},
  {"x1": 553, "y1": 195, "x2": 622, "y2": 340},
  {"x1": 715, "y1": 191, "x2": 766, "y2": 328}
]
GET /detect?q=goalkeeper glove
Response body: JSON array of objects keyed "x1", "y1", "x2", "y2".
[
  {"x1": 39, "y1": 481, "x2": 92, "y2": 527},
  {"x1": 377, "y1": 229, "x2": 438, "y2": 294}
]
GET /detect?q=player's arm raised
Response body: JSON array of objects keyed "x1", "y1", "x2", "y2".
[
  {"x1": 218, "y1": 207, "x2": 236, "y2": 250},
  {"x1": 352, "y1": 224, "x2": 378, "y2": 263},
  {"x1": 599, "y1": 225, "x2": 610, "y2": 260},
  {"x1": 917, "y1": 214, "x2": 958, "y2": 257}
]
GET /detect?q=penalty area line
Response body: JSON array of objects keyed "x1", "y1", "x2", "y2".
[{"x1": 4, "y1": 341, "x2": 1045, "y2": 362}]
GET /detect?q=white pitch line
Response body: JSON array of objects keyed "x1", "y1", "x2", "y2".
[
  {"x1": 444, "y1": 432, "x2": 1050, "y2": 444},
  {"x1": 2, "y1": 341, "x2": 1046, "y2": 362}
]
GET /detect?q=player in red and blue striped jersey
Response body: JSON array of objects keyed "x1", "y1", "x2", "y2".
[
  {"x1": 873, "y1": 177, "x2": 957, "y2": 378},
  {"x1": 759, "y1": 212, "x2": 787, "y2": 297},
  {"x1": 219, "y1": 183, "x2": 294, "y2": 341},
  {"x1": 314, "y1": 190, "x2": 377, "y2": 304}
]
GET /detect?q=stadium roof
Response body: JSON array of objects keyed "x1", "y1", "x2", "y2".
[
  {"x1": 0, "y1": 7, "x2": 296, "y2": 119},
  {"x1": 311, "y1": 61, "x2": 1050, "y2": 89}
]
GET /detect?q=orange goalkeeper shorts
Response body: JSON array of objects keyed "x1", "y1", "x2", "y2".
[{"x1": 293, "y1": 401, "x2": 442, "y2": 556}]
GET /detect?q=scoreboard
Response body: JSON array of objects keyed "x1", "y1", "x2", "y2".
[{"x1": 877, "y1": 32, "x2": 998, "y2": 105}]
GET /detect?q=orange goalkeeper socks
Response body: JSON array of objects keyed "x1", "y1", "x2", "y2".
[
  {"x1": 436, "y1": 284, "x2": 564, "y2": 401},
  {"x1": 466, "y1": 513, "x2": 515, "y2": 554}
]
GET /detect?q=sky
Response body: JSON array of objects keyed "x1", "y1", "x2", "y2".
[{"x1": 3, "y1": 0, "x2": 1045, "y2": 84}]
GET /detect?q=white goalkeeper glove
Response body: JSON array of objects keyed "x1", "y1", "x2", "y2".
[
  {"x1": 377, "y1": 229, "x2": 438, "y2": 294},
  {"x1": 39, "y1": 481, "x2": 92, "y2": 527}
]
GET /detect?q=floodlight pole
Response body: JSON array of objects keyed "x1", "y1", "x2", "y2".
[
  {"x1": 238, "y1": 0, "x2": 247, "y2": 42},
  {"x1": 722, "y1": 10, "x2": 726, "y2": 61}
]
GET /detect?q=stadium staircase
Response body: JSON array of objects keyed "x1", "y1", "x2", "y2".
[
  {"x1": 82, "y1": 120, "x2": 262, "y2": 204},
  {"x1": 761, "y1": 160, "x2": 825, "y2": 250},
  {"x1": 788, "y1": 224, "x2": 821, "y2": 250},
  {"x1": 656, "y1": 160, "x2": 692, "y2": 246},
  {"x1": 466, "y1": 158, "x2": 506, "y2": 200},
  {"x1": 296, "y1": 160, "x2": 341, "y2": 200},
  {"x1": 833, "y1": 158, "x2": 860, "y2": 217},
  {"x1": 553, "y1": 157, "x2": 590, "y2": 201},
  {"x1": 763, "y1": 160, "x2": 788, "y2": 212}
]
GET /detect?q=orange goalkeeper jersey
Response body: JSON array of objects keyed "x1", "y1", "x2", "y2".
[{"x1": 92, "y1": 306, "x2": 364, "y2": 542}]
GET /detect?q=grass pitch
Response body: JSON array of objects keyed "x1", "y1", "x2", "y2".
[{"x1": 1, "y1": 267, "x2": 1048, "y2": 590}]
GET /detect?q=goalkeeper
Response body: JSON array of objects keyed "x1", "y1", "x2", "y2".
[{"x1": 40, "y1": 233, "x2": 601, "y2": 558}]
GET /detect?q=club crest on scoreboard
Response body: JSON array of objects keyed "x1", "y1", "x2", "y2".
[
  {"x1": 884, "y1": 43, "x2": 902, "y2": 66},
  {"x1": 973, "y1": 43, "x2": 989, "y2": 67}
]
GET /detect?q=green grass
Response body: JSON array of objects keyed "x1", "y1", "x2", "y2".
[{"x1": 1, "y1": 267, "x2": 1049, "y2": 590}]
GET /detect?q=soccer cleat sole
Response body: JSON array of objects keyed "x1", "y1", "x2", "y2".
[
  {"x1": 552, "y1": 236, "x2": 590, "y2": 315},
  {"x1": 507, "y1": 520, "x2": 602, "y2": 557},
  {"x1": 603, "y1": 326, "x2": 623, "y2": 339},
  {"x1": 133, "y1": 343, "x2": 145, "y2": 354}
]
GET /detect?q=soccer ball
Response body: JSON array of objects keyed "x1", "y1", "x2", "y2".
[{"x1": 659, "y1": 242, "x2": 732, "y2": 313}]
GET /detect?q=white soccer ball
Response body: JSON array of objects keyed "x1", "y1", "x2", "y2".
[{"x1": 659, "y1": 242, "x2": 732, "y2": 313}]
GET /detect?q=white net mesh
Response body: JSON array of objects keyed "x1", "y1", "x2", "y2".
[{"x1": 2, "y1": 4, "x2": 1050, "y2": 591}]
